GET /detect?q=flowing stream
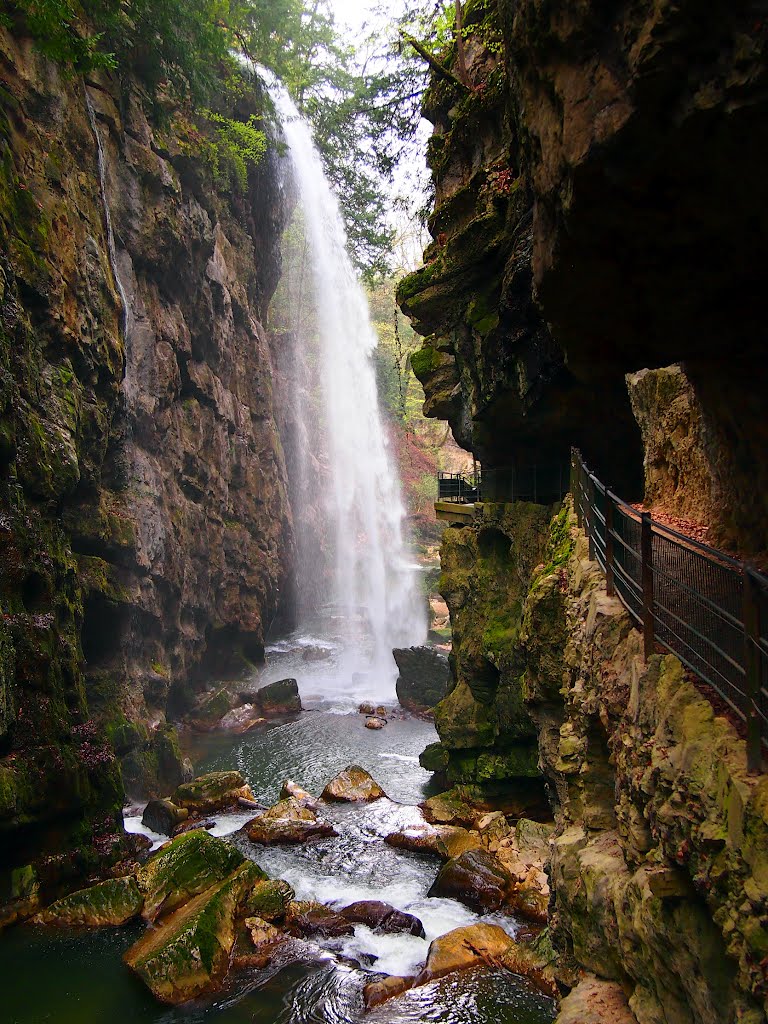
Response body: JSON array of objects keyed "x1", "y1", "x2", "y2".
[{"x1": 1, "y1": 648, "x2": 556, "y2": 1023}]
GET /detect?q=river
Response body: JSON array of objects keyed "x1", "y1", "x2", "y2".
[{"x1": 0, "y1": 629, "x2": 556, "y2": 1024}]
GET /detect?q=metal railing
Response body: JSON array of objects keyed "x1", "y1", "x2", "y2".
[
  {"x1": 571, "y1": 449, "x2": 768, "y2": 771},
  {"x1": 437, "y1": 464, "x2": 569, "y2": 505}
]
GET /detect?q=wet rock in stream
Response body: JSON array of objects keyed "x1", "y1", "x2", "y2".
[
  {"x1": 339, "y1": 900, "x2": 425, "y2": 937},
  {"x1": 32, "y1": 876, "x2": 144, "y2": 928},
  {"x1": 173, "y1": 771, "x2": 258, "y2": 815},
  {"x1": 321, "y1": 765, "x2": 386, "y2": 802},
  {"x1": 142, "y1": 798, "x2": 189, "y2": 836},
  {"x1": 246, "y1": 797, "x2": 338, "y2": 844},
  {"x1": 284, "y1": 900, "x2": 354, "y2": 938}
]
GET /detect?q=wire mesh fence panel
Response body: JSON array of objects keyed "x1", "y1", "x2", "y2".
[
  {"x1": 651, "y1": 528, "x2": 746, "y2": 719},
  {"x1": 611, "y1": 503, "x2": 643, "y2": 624},
  {"x1": 571, "y1": 448, "x2": 768, "y2": 764}
]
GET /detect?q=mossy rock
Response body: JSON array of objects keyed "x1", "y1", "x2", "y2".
[
  {"x1": 420, "y1": 741, "x2": 450, "y2": 773},
  {"x1": 255, "y1": 678, "x2": 301, "y2": 714},
  {"x1": 192, "y1": 688, "x2": 237, "y2": 725},
  {"x1": 172, "y1": 771, "x2": 251, "y2": 813},
  {"x1": 434, "y1": 680, "x2": 497, "y2": 749},
  {"x1": 33, "y1": 875, "x2": 143, "y2": 927},
  {"x1": 245, "y1": 797, "x2": 337, "y2": 844},
  {"x1": 421, "y1": 789, "x2": 480, "y2": 829},
  {"x1": 125, "y1": 860, "x2": 262, "y2": 1004},
  {"x1": 136, "y1": 830, "x2": 249, "y2": 922},
  {"x1": 242, "y1": 878, "x2": 295, "y2": 921}
]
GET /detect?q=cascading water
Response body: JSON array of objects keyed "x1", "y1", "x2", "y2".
[{"x1": 264, "y1": 73, "x2": 426, "y2": 698}]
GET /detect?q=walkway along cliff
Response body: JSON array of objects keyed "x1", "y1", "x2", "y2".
[{"x1": 398, "y1": 1, "x2": 768, "y2": 1021}]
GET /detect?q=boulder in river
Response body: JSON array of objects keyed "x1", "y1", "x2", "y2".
[
  {"x1": 363, "y1": 975, "x2": 415, "y2": 1008},
  {"x1": 124, "y1": 860, "x2": 263, "y2": 1004},
  {"x1": 243, "y1": 879, "x2": 295, "y2": 921},
  {"x1": 246, "y1": 797, "x2": 337, "y2": 844},
  {"x1": 321, "y1": 765, "x2": 386, "y2": 802},
  {"x1": 420, "y1": 789, "x2": 480, "y2": 829},
  {"x1": 136, "y1": 829, "x2": 253, "y2": 922},
  {"x1": 279, "y1": 779, "x2": 320, "y2": 809},
  {"x1": 172, "y1": 770, "x2": 256, "y2": 814},
  {"x1": 284, "y1": 900, "x2": 354, "y2": 938},
  {"x1": 427, "y1": 849, "x2": 511, "y2": 912},
  {"x1": 33, "y1": 876, "x2": 143, "y2": 927},
  {"x1": 393, "y1": 646, "x2": 449, "y2": 714},
  {"x1": 142, "y1": 798, "x2": 189, "y2": 837},
  {"x1": 218, "y1": 704, "x2": 265, "y2": 733},
  {"x1": 358, "y1": 702, "x2": 376, "y2": 715},
  {"x1": 414, "y1": 923, "x2": 513, "y2": 985},
  {"x1": 364, "y1": 716, "x2": 386, "y2": 730},
  {"x1": 385, "y1": 823, "x2": 482, "y2": 861},
  {"x1": 252, "y1": 678, "x2": 302, "y2": 714},
  {"x1": 340, "y1": 900, "x2": 425, "y2": 937}
]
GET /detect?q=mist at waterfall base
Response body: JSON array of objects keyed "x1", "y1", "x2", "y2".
[{"x1": 265, "y1": 70, "x2": 426, "y2": 705}]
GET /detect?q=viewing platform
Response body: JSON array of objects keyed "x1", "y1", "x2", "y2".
[{"x1": 435, "y1": 464, "x2": 569, "y2": 522}]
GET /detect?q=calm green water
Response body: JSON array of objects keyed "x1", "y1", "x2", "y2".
[{"x1": 0, "y1": 650, "x2": 557, "y2": 1024}]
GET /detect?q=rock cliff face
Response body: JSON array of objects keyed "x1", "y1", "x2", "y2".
[
  {"x1": 523, "y1": 506, "x2": 768, "y2": 1024},
  {"x1": 0, "y1": 29, "x2": 293, "y2": 913},
  {"x1": 400, "y1": 0, "x2": 768, "y2": 552},
  {"x1": 429, "y1": 501, "x2": 554, "y2": 814},
  {"x1": 399, "y1": 0, "x2": 768, "y2": 1017}
]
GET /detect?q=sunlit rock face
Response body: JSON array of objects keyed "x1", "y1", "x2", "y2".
[{"x1": 0, "y1": 23, "x2": 293, "y2": 905}]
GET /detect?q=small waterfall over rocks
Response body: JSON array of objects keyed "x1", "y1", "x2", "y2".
[{"x1": 265, "y1": 73, "x2": 426, "y2": 698}]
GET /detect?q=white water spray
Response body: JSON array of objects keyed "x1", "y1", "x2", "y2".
[{"x1": 265, "y1": 74, "x2": 426, "y2": 695}]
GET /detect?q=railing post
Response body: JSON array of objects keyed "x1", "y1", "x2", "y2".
[
  {"x1": 586, "y1": 477, "x2": 596, "y2": 561},
  {"x1": 641, "y1": 512, "x2": 654, "y2": 661},
  {"x1": 743, "y1": 567, "x2": 762, "y2": 772},
  {"x1": 605, "y1": 497, "x2": 615, "y2": 597}
]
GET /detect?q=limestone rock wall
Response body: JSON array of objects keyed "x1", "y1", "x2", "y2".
[
  {"x1": 399, "y1": 0, "x2": 768, "y2": 552},
  {"x1": 0, "y1": 28, "x2": 293, "y2": 912},
  {"x1": 429, "y1": 503, "x2": 556, "y2": 814},
  {"x1": 523, "y1": 504, "x2": 768, "y2": 1023}
]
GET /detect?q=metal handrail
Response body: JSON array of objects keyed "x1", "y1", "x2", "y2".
[
  {"x1": 437, "y1": 463, "x2": 570, "y2": 505},
  {"x1": 570, "y1": 448, "x2": 768, "y2": 771}
]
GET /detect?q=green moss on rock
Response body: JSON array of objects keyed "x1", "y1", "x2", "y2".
[
  {"x1": 172, "y1": 770, "x2": 251, "y2": 813},
  {"x1": 125, "y1": 860, "x2": 263, "y2": 1004},
  {"x1": 136, "y1": 830, "x2": 246, "y2": 922},
  {"x1": 33, "y1": 875, "x2": 143, "y2": 926}
]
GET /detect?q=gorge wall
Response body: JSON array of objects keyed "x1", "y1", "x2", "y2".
[
  {"x1": 400, "y1": 0, "x2": 768, "y2": 1020},
  {"x1": 400, "y1": 0, "x2": 768, "y2": 554},
  {"x1": 0, "y1": 29, "x2": 294, "y2": 916}
]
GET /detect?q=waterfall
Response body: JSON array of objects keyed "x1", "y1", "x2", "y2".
[
  {"x1": 83, "y1": 86, "x2": 131, "y2": 356},
  {"x1": 264, "y1": 74, "x2": 426, "y2": 695}
]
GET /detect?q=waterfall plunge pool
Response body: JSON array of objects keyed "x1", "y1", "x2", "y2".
[{"x1": 1, "y1": 673, "x2": 556, "y2": 1024}]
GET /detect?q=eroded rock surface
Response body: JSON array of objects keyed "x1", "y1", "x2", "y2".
[
  {"x1": 321, "y1": 766, "x2": 386, "y2": 803},
  {"x1": 245, "y1": 797, "x2": 337, "y2": 844},
  {"x1": 393, "y1": 646, "x2": 449, "y2": 714}
]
